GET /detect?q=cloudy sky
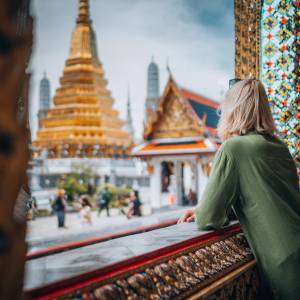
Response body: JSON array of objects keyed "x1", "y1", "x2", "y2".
[{"x1": 30, "y1": 0, "x2": 234, "y2": 140}]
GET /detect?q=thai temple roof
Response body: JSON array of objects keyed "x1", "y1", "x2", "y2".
[
  {"x1": 180, "y1": 88, "x2": 219, "y2": 129},
  {"x1": 132, "y1": 137, "x2": 216, "y2": 157},
  {"x1": 134, "y1": 77, "x2": 220, "y2": 157}
]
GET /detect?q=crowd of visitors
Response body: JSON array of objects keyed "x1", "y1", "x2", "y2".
[{"x1": 50, "y1": 187, "x2": 143, "y2": 229}]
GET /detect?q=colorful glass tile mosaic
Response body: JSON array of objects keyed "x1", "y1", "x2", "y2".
[{"x1": 261, "y1": 0, "x2": 300, "y2": 175}]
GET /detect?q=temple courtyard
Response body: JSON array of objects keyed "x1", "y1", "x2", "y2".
[{"x1": 27, "y1": 206, "x2": 187, "y2": 252}]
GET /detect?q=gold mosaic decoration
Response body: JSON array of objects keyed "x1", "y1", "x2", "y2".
[{"x1": 234, "y1": 0, "x2": 262, "y2": 79}]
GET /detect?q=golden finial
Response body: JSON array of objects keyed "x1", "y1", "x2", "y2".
[{"x1": 77, "y1": 0, "x2": 90, "y2": 24}]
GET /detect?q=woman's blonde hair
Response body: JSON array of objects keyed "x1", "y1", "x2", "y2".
[{"x1": 217, "y1": 78, "x2": 277, "y2": 141}]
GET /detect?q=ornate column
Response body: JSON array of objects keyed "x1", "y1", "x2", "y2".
[
  {"x1": 235, "y1": 0, "x2": 300, "y2": 176},
  {"x1": 194, "y1": 159, "x2": 199, "y2": 204},
  {"x1": 174, "y1": 160, "x2": 183, "y2": 206},
  {"x1": 260, "y1": 0, "x2": 300, "y2": 174},
  {"x1": 150, "y1": 159, "x2": 162, "y2": 208},
  {"x1": 196, "y1": 159, "x2": 208, "y2": 204},
  {"x1": 234, "y1": 0, "x2": 261, "y2": 79}
]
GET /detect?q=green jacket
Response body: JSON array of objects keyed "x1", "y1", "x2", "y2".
[{"x1": 195, "y1": 132, "x2": 300, "y2": 300}]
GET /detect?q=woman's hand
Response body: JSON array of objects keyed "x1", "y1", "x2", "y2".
[{"x1": 177, "y1": 209, "x2": 196, "y2": 224}]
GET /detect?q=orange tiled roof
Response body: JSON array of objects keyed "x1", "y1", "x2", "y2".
[
  {"x1": 180, "y1": 88, "x2": 219, "y2": 109},
  {"x1": 133, "y1": 138, "x2": 217, "y2": 157}
]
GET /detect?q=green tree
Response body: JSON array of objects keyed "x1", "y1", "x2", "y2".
[
  {"x1": 59, "y1": 163, "x2": 96, "y2": 201},
  {"x1": 97, "y1": 184, "x2": 131, "y2": 208}
]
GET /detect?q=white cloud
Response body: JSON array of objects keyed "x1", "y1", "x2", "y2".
[{"x1": 30, "y1": 0, "x2": 234, "y2": 140}]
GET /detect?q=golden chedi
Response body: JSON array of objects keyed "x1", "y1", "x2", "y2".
[{"x1": 33, "y1": 0, "x2": 132, "y2": 158}]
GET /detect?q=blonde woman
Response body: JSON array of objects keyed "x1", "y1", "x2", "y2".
[{"x1": 178, "y1": 79, "x2": 300, "y2": 300}]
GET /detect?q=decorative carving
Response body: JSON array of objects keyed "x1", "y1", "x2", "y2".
[
  {"x1": 260, "y1": 0, "x2": 300, "y2": 174},
  {"x1": 68, "y1": 233, "x2": 258, "y2": 300},
  {"x1": 235, "y1": 0, "x2": 299, "y2": 174},
  {"x1": 144, "y1": 79, "x2": 204, "y2": 140},
  {"x1": 234, "y1": 0, "x2": 261, "y2": 79},
  {"x1": 0, "y1": 0, "x2": 33, "y2": 298},
  {"x1": 151, "y1": 94, "x2": 203, "y2": 140},
  {"x1": 203, "y1": 267, "x2": 259, "y2": 300},
  {"x1": 146, "y1": 161, "x2": 154, "y2": 175}
]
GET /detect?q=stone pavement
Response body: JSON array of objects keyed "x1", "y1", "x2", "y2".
[{"x1": 27, "y1": 206, "x2": 188, "y2": 252}]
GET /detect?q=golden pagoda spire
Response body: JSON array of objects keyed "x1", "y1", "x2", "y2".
[
  {"x1": 77, "y1": 0, "x2": 90, "y2": 25},
  {"x1": 69, "y1": 0, "x2": 96, "y2": 60},
  {"x1": 33, "y1": 0, "x2": 132, "y2": 158}
]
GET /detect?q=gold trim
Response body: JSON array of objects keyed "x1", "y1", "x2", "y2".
[{"x1": 234, "y1": 0, "x2": 261, "y2": 79}]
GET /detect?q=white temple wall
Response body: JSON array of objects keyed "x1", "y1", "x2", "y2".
[
  {"x1": 183, "y1": 163, "x2": 192, "y2": 194},
  {"x1": 197, "y1": 159, "x2": 209, "y2": 204},
  {"x1": 150, "y1": 159, "x2": 162, "y2": 208},
  {"x1": 149, "y1": 155, "x2": 207, "y2": 208}
]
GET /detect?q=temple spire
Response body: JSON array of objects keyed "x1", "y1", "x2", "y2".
[
  {"x1": 38, "y1": 72, "x2": 51, "y2": 129},
  {"x1": 145, "y1": 57, "x2": 160, "y2": 123},
  {"x1": 77, "y1": 0, "x2": 90, "y2": 25},
  {"x1": 34, "y1": 0, "x2": 132, "y2": 156},
  {"x1": 126, "y1": 86, "x2": 135, "y2": 140},
  {"x1": 166, "y1": 57, "x2": 173, "y2": 79},
  {"x1": 69, "y1": 0, "x2": 97, "y2": 60}
]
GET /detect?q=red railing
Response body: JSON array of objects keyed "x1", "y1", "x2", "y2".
[
  {"x1": 27, "y1": 219, "x2": 178, "y2": 260},
  {"x1": 25, "y1": 223, "x2": 241, "y2": 300}
]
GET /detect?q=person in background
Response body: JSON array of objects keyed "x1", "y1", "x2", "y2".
[
  {"x1": 79, "y1": 196, "x2": 92, "y2": 225},
  {"x1": 127, "y1": 190, "x2": 142, "y2": 219},
  {"x1": 52, "y1": 189, "x2": 67, "y2": 228},
  {"x1": 187, "y1": 188, "x2": 197, "y2": 206},
  {"x1": 27, "y1": 196, "x2": 38, "y2": 221},
  {"x1": 98, "y1": 186, "x2": 110, "y2": 217},
  {"x1": 178, "y1": 79, "x2": 300, "y2": 300}
]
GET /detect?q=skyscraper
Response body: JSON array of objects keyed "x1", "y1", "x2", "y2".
[
  {"x1": 145, "y1": 57, "x2": 159, "y2": 122},
  {"x1": 37, "y1": 72, "x2": 51, "y2": 129}
]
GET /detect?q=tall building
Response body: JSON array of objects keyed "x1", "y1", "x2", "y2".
[
  {"x1": 125, "y1": 87, "x2": 135, "y2": 142},
  {"x1": 33, "y1": 0, "x2": 132, "y2": 158},
  {"x1": 145, "y1": 57, "x2": 159, "y2": 122},
  {"x1": 37, "y1": 72, "x2": 51, "y2": 129}
]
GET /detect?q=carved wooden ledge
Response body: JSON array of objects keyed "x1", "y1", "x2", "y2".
[{"x1": 24, "y1": 223, "x2": 259, "y2": 299}]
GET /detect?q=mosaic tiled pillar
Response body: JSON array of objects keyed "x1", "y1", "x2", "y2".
[
  {"x1": 235, "y1": 0, "x2": 261, "y2": 79},
  {"x1": 260, "y1": 0, "x2": 300, "y2": 175}
]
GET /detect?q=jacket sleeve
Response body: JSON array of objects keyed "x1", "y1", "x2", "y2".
[{"x1": 195, "y1": 145, "x2": 238, "y2": 230}]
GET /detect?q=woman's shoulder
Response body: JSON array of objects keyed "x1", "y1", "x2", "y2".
[
  {"x1": 221, "y1": 133, "x2": 285, "y2": 158},
  {"x1": 220, "y1": 135, "x2": 248, "y2": 153}
]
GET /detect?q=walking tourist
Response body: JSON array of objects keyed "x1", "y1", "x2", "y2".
[
  {"x1": 79, "y1": 196, "x2": 92, "y2": 225},
  {"x1": 52, "y1": 189, "x2": 67, "y2": 228},
  {"x1": 98, "y1": 186, "x2": 111, "y2": 217},
  {"x1": 27, "y1": 196, "x2": 38, "y2": 220},
  {"x1": 178, "y1": 79, "x2": 300, "y2": 300},
  {"x1": 127, "y1": 190, "x2": 142, "y2": 219}
]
